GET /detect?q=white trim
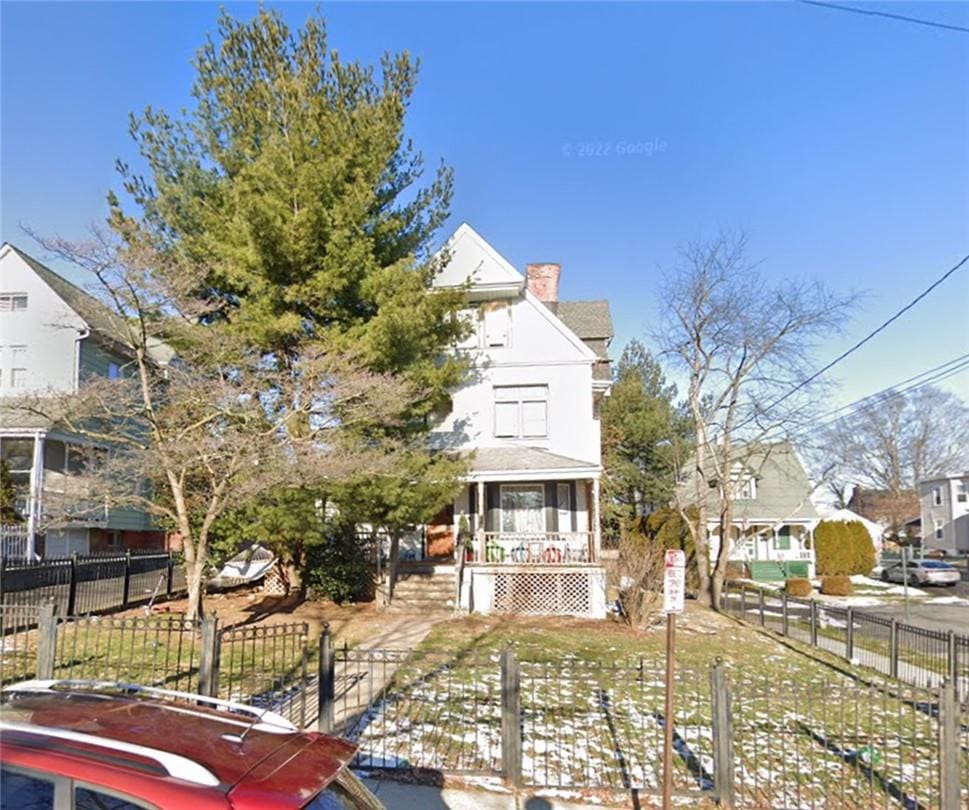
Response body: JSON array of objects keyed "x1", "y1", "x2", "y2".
[
  {"x1": 522, "y1": 289, "x2": 599, "y2": 361},
  {"x1": 0, "y1": 720, "x2": 220, "y2": 787},
  {"x1": 467, "y1": 467, "x2": 600, "y2": 482}
]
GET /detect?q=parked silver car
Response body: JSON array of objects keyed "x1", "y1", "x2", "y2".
[{"x1": 880, "y1": 560, "x2": 961, "y2": 587}]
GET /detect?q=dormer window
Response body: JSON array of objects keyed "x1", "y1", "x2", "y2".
[
  {"x1": 731, "y1": 463, "x2": 757, "y2": 500},
  {"x1": 0, "y1": 293, "x2": 28, "y2": 311}
]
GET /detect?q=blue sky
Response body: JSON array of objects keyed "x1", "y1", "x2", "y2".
[{"x1": 2, "y1": 1, "x2": 967, "y2": 408}]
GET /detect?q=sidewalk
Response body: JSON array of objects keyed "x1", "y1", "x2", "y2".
[{"x1": 360, "y1": 779, "x2": 631, "y2": 809}]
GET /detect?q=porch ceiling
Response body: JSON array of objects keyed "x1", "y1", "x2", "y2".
[{"x1": 463, "y1": 446, "x2": 600, "y2": 482}]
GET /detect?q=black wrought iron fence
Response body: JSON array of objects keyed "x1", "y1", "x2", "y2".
[
  {"x1": 316, "y1": 640, "x2": 966, "y2": 807},
  {"x1": 721, "y1": 582, "x2": 969, "y2": 701},
  {"x1": 0, "y1": 603, "x2": 40, "y2": 685},
  {"x1": 1, "y1": 552, "x2": 183, "y2": 614},
  {"x1": 0, "y1": 606, "x2": 312, "y2": 725}
]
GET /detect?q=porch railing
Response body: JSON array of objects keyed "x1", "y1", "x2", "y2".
[
  {"x1": 729, "y1": 547, "x2": 813, "y2": 563},
  {"x1": 473, "y1": 532, "x2": 595, "y2": 565}
]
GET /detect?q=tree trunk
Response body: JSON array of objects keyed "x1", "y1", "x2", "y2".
[
  {"x1": 387, "y1": 533, "x2": 401, "y2": 605},
  {"x1": 185, "y1": 557, "x2": 206, "y2": 622}
]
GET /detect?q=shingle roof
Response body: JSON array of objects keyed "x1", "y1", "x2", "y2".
[
  {"x1": 11, "y1": 246, "x2": 173, "y2": 365},
  {"x1": 556, "y1": 300, "x2": 613, "y2": 341},
  {"x1": 683, "y1": 442, "x2": 820, "y2": 522},
  {"x1": 467, "y1": 446, "x2": 599, "y2": 474}
]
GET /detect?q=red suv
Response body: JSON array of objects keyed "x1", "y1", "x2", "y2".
[{"x1": 0, "y1": 680, "x2": 383, "y2": 809}]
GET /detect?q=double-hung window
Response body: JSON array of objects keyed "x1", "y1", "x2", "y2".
[
  {"x1": 933, "y1": 487, "x2": 943, "y2": 507},
  {"x1": 494, "y1": 385, "x2": 548, "y2": 439},
  {"x1": 0, "y1": 293, "x2": 28, "y2": 311}
]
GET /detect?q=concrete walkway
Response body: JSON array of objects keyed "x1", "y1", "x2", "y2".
[
  {"x1": 296, "y1": 611, "x2": 447, "y2": 730},
  {"x1": 361, "y1": 780, "x2": 635, "y2": 809}
]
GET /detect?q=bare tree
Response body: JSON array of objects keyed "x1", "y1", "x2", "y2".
[
  {"x1": 818, "y1": 385, "x2": 969, "y2": 531},
  {"x1": 17, "y1": 229, "x2": 413, "y2": 619},
  {"x1": 655, "y1": 232, "x2": 854, "y2": 609}
]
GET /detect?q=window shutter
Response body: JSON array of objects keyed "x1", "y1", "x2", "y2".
[
  {"x1": 495, "y1": 402, "x2": 519, "y2": 437},
  {"x1": 483, "y1": 304, "x2": 510, "y2": 347},
  {"x1": 521, "y1": 401, "x2": 547, "y2": 437}
]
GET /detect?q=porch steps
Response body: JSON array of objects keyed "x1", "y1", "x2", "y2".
[
  {"x1": 748, "y1": 560, "x2": 810, "y2": 582},
  {"x1": 379, "y1": 564, "x2": 457, "y2": 614}
]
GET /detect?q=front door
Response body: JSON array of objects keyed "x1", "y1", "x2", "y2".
[{"x1": 426, "y1": 504, "x2": 455, "y2": 558}]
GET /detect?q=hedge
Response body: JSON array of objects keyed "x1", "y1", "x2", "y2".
[
  {"x1": 785, "y1": 577, "x2": 813, "y2": 597},
  {"x1": 820, "y1": 575, "x2": 853, "y2": 596},
  {"x1": 814, "y1": 520, "x2": 876, "y2": 576}
]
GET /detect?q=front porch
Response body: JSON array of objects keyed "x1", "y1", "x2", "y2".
[
  {"x1": 711, "y1": 521, "x2": 818, "y2": 580},
  {"x1": 427, "y1": 447, "x2": 608, "y2": 617}
]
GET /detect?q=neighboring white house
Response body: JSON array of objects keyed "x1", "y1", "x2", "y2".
[
  {"x1": 0, "y1": 243, "x2": 169, "y2": 558},
  {"x1": 421, "y1": 224, "x2": 613, "y2": 617},
  {"x1": 684, "y1": 443, "x2": 820, "y2": 580},
  {"x1": 919, "y1": 473, "x2": 969, "y2": 555}
]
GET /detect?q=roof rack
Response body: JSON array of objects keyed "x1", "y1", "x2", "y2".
[
  {"x1": 0, "y1": 720, "x2": 221, "y2": 787},
  {"x1": 3, "y1": 680, "x2": 297, "y2": 734}
]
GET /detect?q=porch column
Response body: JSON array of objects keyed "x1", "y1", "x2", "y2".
[
  {"x1": 28, "y1": 434, "x2": 43, "y2": 560},
  {"x1": 591, "y1": 477, "x2": 601, "y2": 562},
  {"x1": 476, "y1": 480, "x2": 485, "y2": 563}
]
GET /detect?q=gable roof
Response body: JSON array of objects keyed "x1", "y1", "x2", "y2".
[
  {"x1": 683, "y1": 442, "x2": 820, "y2": 522},
  {"x1": 556, "y1": 300, "x2": 613, "y2": 341},
  {"x1": 6, "y1": 244, "x2": 173, "y2": 365}
]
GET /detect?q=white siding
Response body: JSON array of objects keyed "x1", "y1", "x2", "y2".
[{"x1": 0, "y1": 247, "x2": 86, "y2": 395}]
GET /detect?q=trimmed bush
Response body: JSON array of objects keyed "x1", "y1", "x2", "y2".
[
  {"x1": 785, "y1": 577, "x2": 813, "y2": 597},
  {"x1": 814, "y1": 520, "x2": 876, "y2": 576},
  {"x1": 820, "y1": 575, "x2": 853, "y2": 596}
]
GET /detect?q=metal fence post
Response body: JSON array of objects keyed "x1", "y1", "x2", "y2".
[
  {"x1": 758, "y1": 588, "x2": 765, "y2": 626},
  {"x1": 889, "y1": 619, "x2": 899, "y2": 679},
  {"x1": 121, "y1": 551, "x2": 131, "y2": 609},
  {"x1": 846, "y1": 608, "x2": 854, "y2": 660},
  {"x1": 35, "y1": 602, "x2": 58, "y2": 679},
  {"x1": 938, "y1": 679, "x2": 959, "y2": 808},
  {"x1": 67, "y1": 553, "x2": 78, "y2": 616},
  {"x1": 781, "y1": 591, "x2": 789, "y2": 636},
  {"x1": 500, "y1": 646, "x2": 522, "y2": 788},
  {"x1": 946, "y1": 630, "x2": 957, "y2": 684},
  {"x1": 810, "y1": 599, "x2": 818, "y2": 647},
  {"x1": 198, "y1": 613, "x2": 221, "y2": 698},
  {"x1": 318, "y1": 624, "x2": 335, "y2": 734},
  {"x1": 710, "y1": 658, "x2": 736, "y2": 808},
  {"x1": 166, "y1": 553, "x2": 175, "y2": 597},
  {"x1": 740, "y1": 584, "x2": 746, "y2": 617}
]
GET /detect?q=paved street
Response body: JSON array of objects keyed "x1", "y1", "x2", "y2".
[{"x1": 859, "y1": 579, "x2": 969, "y2": 633}]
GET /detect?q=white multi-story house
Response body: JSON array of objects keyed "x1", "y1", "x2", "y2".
[
  {"x1": 0, "y1": 243, "x2": 168, "y2": 558},
  {"x1": 920, "y1": 473, "x2": 969, "y2": 555},
  {"x1": 422, "y1": 224, "x2": 613, "y2": 617}
]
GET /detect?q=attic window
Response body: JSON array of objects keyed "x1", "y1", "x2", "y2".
[
  {"x1": 730, "y1": 463, "x2": 757, "y2": 500},
  {"x1": 0, "y1": 293, "x2": 28, "y2": 311}
]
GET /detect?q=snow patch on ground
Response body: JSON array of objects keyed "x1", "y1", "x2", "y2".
[{"x1": 925, "y1": 596, "x2": 969, "y2": 605}]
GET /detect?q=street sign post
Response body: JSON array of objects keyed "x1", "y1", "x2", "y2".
[{"x1": 662, "y1": 549, "x2": 686, "y2": 810}]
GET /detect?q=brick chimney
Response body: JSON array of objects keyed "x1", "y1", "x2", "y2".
[{"x1": 526, "y1": 263, "x2": 561, "y2": 312}]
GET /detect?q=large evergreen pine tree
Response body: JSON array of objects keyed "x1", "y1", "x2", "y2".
[{"x1": 112, "y1": 8, "x2": 469, "y2": 587}]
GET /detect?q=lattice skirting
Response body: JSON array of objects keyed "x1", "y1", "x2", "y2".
[
  {"x1": 466, "y1": 568, "x2": 601, "y2": 618},
  {"x1": 262, "y1": 567, "x2": 287, "y2": 596}
]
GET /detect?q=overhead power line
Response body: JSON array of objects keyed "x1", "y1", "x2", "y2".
[
  {"x1": 758, "y1": 252, "x2": 969, "y2": 418},
  {"x1": 811, "y1": 351, "x2": 969, "y2": 424},
  {"x1": 798, "y1": 0, "x2": 969, "y2": 34}
]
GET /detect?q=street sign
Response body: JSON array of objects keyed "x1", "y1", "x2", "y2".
[
  {"x1": 663, "y1": 549, "x2": 686, "y2": 614},
  {"x1": 660, "y1": 547, "x2": 686, "y2": 810}
]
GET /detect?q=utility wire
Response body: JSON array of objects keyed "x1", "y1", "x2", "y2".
[
  {"x1": 798, "y1": 0, "x2": 969, "y2": 34},
  {"x1": 757, "y1": 252, "x2": 969, "y2": 418},
  {"x1": 784, "y1": 357, "x2": 969, "y2": 443},
  {"x1": 809, "y1": 351, "x2": 969, "y2": 424}
]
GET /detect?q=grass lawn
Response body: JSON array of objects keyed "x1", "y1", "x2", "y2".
[{"x1": 344, "y1": 603, "x2": 959, "y2": 808}]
